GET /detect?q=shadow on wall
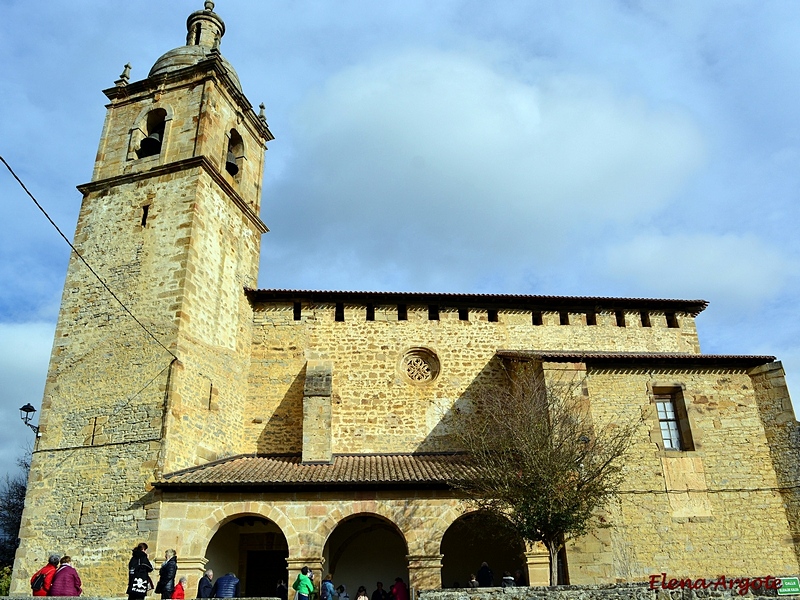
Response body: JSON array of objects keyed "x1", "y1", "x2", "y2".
[
  {"x1": 257, "y1": 365, "x2": 305, "y2": 454},
  {"x1": 414, "y1": 355, "x2": 510, "y2": 453}
]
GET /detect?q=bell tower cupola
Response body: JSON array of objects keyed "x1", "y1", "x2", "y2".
[{"x1": 187, "y1": 1, "x2": 225, "y2": 49}]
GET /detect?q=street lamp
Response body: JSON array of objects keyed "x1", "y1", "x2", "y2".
[{"x1": 19, "y1": 403, "x2": 40, "y2": 436}]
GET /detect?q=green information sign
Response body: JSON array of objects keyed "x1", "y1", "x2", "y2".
[{"x1": 779, "y1": 577, "x2": 800, "y2": 595}]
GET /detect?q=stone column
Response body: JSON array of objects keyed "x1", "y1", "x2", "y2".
[
  {"x1": 303, "y1": 360, "x2": 333, "y2": 463},
  {"x1": 525, "y1": 542, "x2": 550, "y2": 586},
  {"x1": 177, "y1": 556, "x2": 209, "y2": 598},
  {"x1": 407, "y1": 554, "x2": 443, "y2": 597},
  {"x1": 287, "y1": 557, "x2": 325, "y2": 593}
]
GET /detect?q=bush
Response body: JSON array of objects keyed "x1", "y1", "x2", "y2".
[{"x1": 0, "y1": 564, "x2": 12, "y2": 596}]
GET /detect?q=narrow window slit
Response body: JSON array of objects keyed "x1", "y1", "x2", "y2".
[
  {"x1": 428, "y1": 305, "x2": 439, "y2": 321},
  {"x1": 559, "y1": 311, "x2": 570, "y2": 326},
  {"x1": 366, "y1": 304, "x2": 375, "y2": 321},
  {"x1": 141, "y1": 204, "x2": 150, "y2": 227},
  {"x1": 335, "y1": 303, "x2": 344, "y2": 322},
  {"x1": 397, "y1": 304, "x2": 407, "y2": 321},
  {"x1": 666, "y1": 312, "x2": 679, "y2": 328},
  {"x1": 586, "y1": 311, "x2": 597, "y2": 326},
  {"x1": 640, "y1": 310, "x2": 651, "y2": 327},
  {"x1": 615, "y1": 310, "x2": 626, "y2": 327},
  {"x1": 532, "y1": 311, "x2": 543, "y2": 326},
  {"x1": 293, "y1": 302, "x2": 302, "y2": 321}
]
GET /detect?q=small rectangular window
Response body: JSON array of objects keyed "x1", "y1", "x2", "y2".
[
  {"x1": 458, "y1": 308, "x2": 469, "y2": 321},
  {"x1": 335, "y1": 303, "x2": 344, "y2": 322},
  {"x1": 397, "y1": 304, "x2": 407, "y2": 321},
  {"x1": 666, "y1": 312, "x2": 679, "y2": 328},
  {"x1": 532, "y1": 311, "x2": 543, "y2": 326},
  {"x1": 654, "y1": 390, "x2": 693, "y2": 451},
  {"x1": 487, "y1": 310, "x2": 498, "y2": 322},
  {"x1": 293, "y1": 302, "x2": 302, "y2": 321},
  {"x1": 586, "y1": 311, "x2": 597, "y2": 326},
  {"x1": 559, "y1": 311, "x2": 569, "y2": 326},
  {"x1": 366, "y1": 304, "x2": 375, "y2": 321},
  {"x1": 429, "y1": 305, "x2": 439, "y2": 321},
  {"x1": 615, "y1": 310, "x2": 626, "y2": 327},
  {"x1": 640, "y1": 311, "x2": 651, "y2": 327}
]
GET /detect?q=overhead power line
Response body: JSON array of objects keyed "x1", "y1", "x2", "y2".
[{"x1": 1, "y1": 155, "x2": 178, "y2": 361}]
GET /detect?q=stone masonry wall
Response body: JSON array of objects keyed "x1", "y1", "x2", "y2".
[{"x1": 246, "y1": 304, "x2": 699, "y2": 455}]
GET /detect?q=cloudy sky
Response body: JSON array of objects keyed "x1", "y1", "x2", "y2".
[{"x1": 1, "y1": 0, "x2": 800, "y2": 478}]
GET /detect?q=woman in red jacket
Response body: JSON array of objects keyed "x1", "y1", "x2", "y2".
[
  {"x1": 30, "y1": 555, "x2": 60, "y2": 596},
  {"x1": 173, "y1": 576, "x2": 187, "y2": 599},
  {"x1": 49, "y1": 556, "x2": 82, "y2": 596}
]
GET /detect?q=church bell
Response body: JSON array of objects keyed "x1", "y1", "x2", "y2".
[
  {"x1": 139, "y1": 132, "x2": 162, "y2": 155},
  {"x1": 225, "y1": 151, "x2": 239, "y2": 176}
]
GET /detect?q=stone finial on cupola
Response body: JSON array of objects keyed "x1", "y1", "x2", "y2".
[{"x1": 186, "y1": 0, "x2": 226, "y2": 49}]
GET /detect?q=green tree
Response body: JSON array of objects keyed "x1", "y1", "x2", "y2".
[
  {"x1": 450, "y1": 363, "x2": 636, "y2": 585},
  {"x1": 0, "y1": 450, "x2": 30, "y2": 567}
]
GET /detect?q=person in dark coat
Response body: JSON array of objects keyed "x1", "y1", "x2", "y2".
[
  {"x1": 276, "y1": 580, "x2": 288, "y2": 600},
  {"x1": 156, "y1": 549, "x2": 178, "y2": 599},
  {"x1": 212, "y1": 572, "x2": 241, "y2": 598},
  {"x1": 127, "y1": 543, "x2": 154, "y2": 600},
  {"x1": 197, "y1": 569, "x2": 214, "y2": 599},
  {"x1": 371, "y1": 582, "x2": 388, "y2": 600},
  {"x1": 476, "y1": 562, "x2": 493, "y2": 587}
]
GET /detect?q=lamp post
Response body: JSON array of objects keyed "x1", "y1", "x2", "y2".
[{"x1": 19, "y1": 403, "x2": 40, "y2": 436}]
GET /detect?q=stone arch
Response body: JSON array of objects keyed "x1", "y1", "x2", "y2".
[
  {"x1": 439, "y1": 510, "x2": 526, "y2": 588},
  {"x1": 128, "y1": 103, "x2": 175, "y2": 161},
  {"x1": 321, "y1": 511, "x2": 409, "y2": 595},
  {"x1": 200, "y1": 502, "x2": 298, "y2": 556},
  {"x1": 200, "y1": 505, "x2": 297, "y2": 597}
]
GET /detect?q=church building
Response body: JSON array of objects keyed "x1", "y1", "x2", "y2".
[{"x1": 12, "y1": 2, "x2": 800, "y2": 596}]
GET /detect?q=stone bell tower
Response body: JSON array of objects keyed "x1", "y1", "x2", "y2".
[{"x1": 12, "y1": 2, "x2": 273, "y2": 593}]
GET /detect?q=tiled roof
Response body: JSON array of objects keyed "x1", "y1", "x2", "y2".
[
  {"x1": 497, "y1": 350, "x2": 776, "y2": 368},
  {"x1": 156, "y1": 453, "x2": 475, "y2": 491},
  {"x1": 245, "y1": 289, "x2": 709, "y2": 316}
]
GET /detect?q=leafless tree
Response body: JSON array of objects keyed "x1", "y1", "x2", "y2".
[
  {"x1": 0, "y1": 450, "x2": 30, "y2": 566},
  {"x1": 449, "y1": 362, "x2": 637, "y2": 585}
]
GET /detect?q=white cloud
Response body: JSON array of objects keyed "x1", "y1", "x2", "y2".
[
  {"x1": 603, "y1": 232, "x2": 796, "y2": 307},
  {"x1": 264, "y1": 48, "x2": 706, "y2": 291}
]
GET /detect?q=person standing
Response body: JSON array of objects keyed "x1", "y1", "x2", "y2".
[
  {"x1": 276, "y1": 579, "x2": 288, "y2": 600},
  {"x1": 127, "y1": 543, "x2": 154, "y2": 600},
  {"x1": 30, "y1": 554, "x2": 59, "y2": 596},
  {"x1": 476, "y1": 562, "x2": 493, "y2": 587},
  {"x1": 212, "y1": 572, "x2": 241, "y2": 598},
  {"x1": 292, "y1": 566, "x2": 314, "y2": 600},
  {"x1": 336, "y1": 584, "x2": 350, "y2": 600},
  {"x1": 49, "y1": 556, "x2": 82, "y2": 596},
  {"x1": 501, "y1": 572, "x2": 515, "y2": 587},
  {"x1": 156, "y1": 549, "x2": 178, "y2": 599},
  {"x1": 197, "y1": 569, "x2": 214, "y2": 598},
  {"x1": 321, "y1": 573, "x2": 335, "y2": 600},
  {"x1": 173, "y1": 576, "x2": 187, "y2": 599},
  {"x1": 389, "y1": 578, "x2": 408, "y2": 600},
  {"x1": 371, "y1": 582, "x2": 388, "y2": 600}
]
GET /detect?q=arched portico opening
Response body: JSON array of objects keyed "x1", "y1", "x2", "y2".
[
  {"x1": 205, "y1": 515, "x2": 289, "y2": 597},
  {"x1": 323, "y1": 514, "x2": 408, "y2": 596},
  {"x1": 440, "y1": 512, "x2": 525, "y2": 588}
]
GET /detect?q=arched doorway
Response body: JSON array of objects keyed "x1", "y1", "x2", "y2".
[
  {"x1": 440, "y1": 512, "x2": 525, "y2": 588},
  {"x1": 323, "y1": 514, "x2": 408, "y2": 596},
  {"x1": 205, "y1": 515, "x2": 289, "y2": 597}
]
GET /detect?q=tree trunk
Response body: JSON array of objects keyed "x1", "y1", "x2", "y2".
[{"x1": 546, "y1": 540, "x2": 559, "y2": 586}]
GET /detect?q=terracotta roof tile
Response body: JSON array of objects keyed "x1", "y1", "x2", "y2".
[{"x1": 156, "y1": 453, "x2": 475, "y2": 490}]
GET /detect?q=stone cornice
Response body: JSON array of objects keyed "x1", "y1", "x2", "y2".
[{"x1": 77, "y1": 155, "x2": 269, "y2": 234}]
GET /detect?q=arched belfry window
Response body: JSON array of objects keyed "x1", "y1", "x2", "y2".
[
  {"x1": 225, "y1": 129, "x2": 244, "y2": 177},
  {"x1": 136, "y1": 109, "x2": 167, "y2": 159}
]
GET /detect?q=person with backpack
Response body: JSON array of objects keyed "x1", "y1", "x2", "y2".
[
  {"x1": 30, "y1": 554, "x2": 60, "y2": 596},
  {"x1": 127, "y1": 543, "x2": 154, "y2": 600},
  {"x1": 320, "y1": 573, "x2": 335, "y2": 600}
]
